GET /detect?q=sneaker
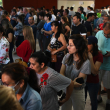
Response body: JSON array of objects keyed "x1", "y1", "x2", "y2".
[
  {"x1": 101, "y1": 90, "x2": 107, "y2": 94},
  {"x1": 97, "y1": 98, "x2": 102, "y2": 104}
]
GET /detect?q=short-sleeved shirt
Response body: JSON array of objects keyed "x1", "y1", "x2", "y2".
[
  {"x1": 24, "y1": 13, "x2": 31, "y2": 25},
  {"x1": 0, "y1": 37, "x2": 10, "y2": 64},
  {"x1": 84, "y1": 21, "x2": 92, "y2": 35},
  {"x1": 71, "y1": 24, "x2": 87, "y2": 35},
  {"x1": 31, "y1": 25, "x2": 37, "y2": 41},
  {"x1": 36, "y1": 20, "x2": 46, "y2": 39},
  {"x1": 19, "y1": 84, "x2": 42, "y2": 110},
  {"x1": 96, "y1": 17, "x2": 103, "y2": 27},
  {"x1": 62, "y1": 53, "x2": 91, "y2": 89},
  {"x1": 37, "y1": 67, "x2": 71, "y2": 110},
  {"x1": 5, "y1": 28, "x2": 14, "y2": 44},
  {"x1": 15, "y1": 22, "x2": 23, "y2": 36},
  {"x1": 81, "y1": 14, "x2": 85, "y2": 20},
  {"x1": 43, "y1": 22, "x2": 52, "y2": 38},
  {"x1": 11, "y1": 14, "x2": 18, "y2": 27},
  {"x1": 69, "y1": 11, "x2": 75, "y2": 16},
  {"x1": 86, "y1": 52, "x2": 103, "y2": 83},
  {"x1": 99, "y1": 23, "x2": 104, "y2": 30},
  {"x1": 95, "y1": 30, "x2": 110, "y2": 70}
]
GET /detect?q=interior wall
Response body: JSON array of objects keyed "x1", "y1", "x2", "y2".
[
  {"x1": 95, "y1": 0, "x2": 109, "y2": 9},
  {"x1": 58, "y1": 0, "x2": 94, "y2": 12},
  {"x1": 2, "y1": 0, "x2": 57, "y2": 12}
]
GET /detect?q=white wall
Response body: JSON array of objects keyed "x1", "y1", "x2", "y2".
[{"x1": 57, "y1": 0, "x2": 94, "y2": 12}]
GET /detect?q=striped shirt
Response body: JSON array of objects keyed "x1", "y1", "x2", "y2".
[
  {"x1": 37, "y1": 67, "x2": 71, "y2": 110},
  {"x1": 62, "y1": 53, "x2": 91, "y2": 90}
]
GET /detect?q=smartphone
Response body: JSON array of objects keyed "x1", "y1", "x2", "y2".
[{"x1": 76, "y1": 77, "x2": 84, "y2": 84}]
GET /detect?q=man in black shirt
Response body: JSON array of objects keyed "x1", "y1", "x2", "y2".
[
  {"x1": 84, "y1": 13, "x2": 95, "y2": 37},
  {"x1": 71, "y1": 14, "x2": 87, "y2": 39}
]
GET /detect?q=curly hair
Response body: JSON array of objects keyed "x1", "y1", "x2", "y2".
[{"x1": 66, "y1": 34, "x2": 88, "y2": 69}]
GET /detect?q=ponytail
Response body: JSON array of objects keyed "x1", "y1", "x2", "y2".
[
  {"x1": 26, "y1": 68, "x2": 40, "y2": 93},
  {"x1": 30, "y1": 50, "x2": 51, "y2": 66},
  {"x1": 51, "y1": 21, "x2": 63, "y2": 39}
]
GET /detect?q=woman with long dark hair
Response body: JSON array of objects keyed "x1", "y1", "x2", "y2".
[
  {"x1": 47, "y1": 21, "x2": 67, "y2": 72},
  {"x1": 85, "y1": 36, "x2": 103, "y2": 110},
  {"x1": 29, "y1": 50, "x2": 81, "y2": 110},
  {"x1": 61, "y1": 16, "x2": 70, "y2": 42},
  {"x1": 1, "y1": 19, "x2": 14, "y2": 63},
  {"x1": 60, "y1": 35, "x2": 91, "y2": 110},
  {"x1": 1, "y1": 63, "x2": 42, "y2": 110}
]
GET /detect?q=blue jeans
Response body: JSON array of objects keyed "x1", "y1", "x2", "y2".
[{"x1": 85, "y1": 82, "x2": 99, "y2": 110}]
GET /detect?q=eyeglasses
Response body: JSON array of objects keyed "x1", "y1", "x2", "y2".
[
  {"x1": 0, "y1": 79, "x2": 19, "y2": 87},
  {"x1": 103, "y1": 31, "x2": 110, "y2": 38},
  {"x1": 67, "y1": 45, "x2": 75, "y2": 47}
]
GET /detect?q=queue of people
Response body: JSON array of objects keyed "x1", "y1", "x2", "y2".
[{"x1": 0, "y1": 5, "x2": 110, "y2": 110}]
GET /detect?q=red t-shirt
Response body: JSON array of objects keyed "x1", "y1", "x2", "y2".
[
  {"x1": 99, "y1": 23, "x2": 104, "y2": 30},
  {"x1": 16, "y1": 40, "x2": 33, "y2": 63},
  {"x1": 86, "y1": 52, "x2": 103, "y2": 83}
]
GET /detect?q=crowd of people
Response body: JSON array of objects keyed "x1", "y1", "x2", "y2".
[{"x1": 0, "y1": 4, "x2": 110, "y2": 110}]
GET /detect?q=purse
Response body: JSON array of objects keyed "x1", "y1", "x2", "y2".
[
  {"x1": 15, "y1": 58, "x2": 28, "y2": 67},
  {"x1": 51, "y1": 48, "x2": 57, "y2": 62}
]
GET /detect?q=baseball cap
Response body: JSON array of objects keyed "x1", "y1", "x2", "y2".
[{"x1": 87, "y1": 36, "x2": 98, "y2": 45}]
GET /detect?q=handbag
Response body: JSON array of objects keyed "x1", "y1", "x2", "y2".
[
  {"x1": 51, "y1": 48, "x2": 57, "y2": 62},
  {"x1": 15, "y1": 58, "x2": 28, "y2": 67}
]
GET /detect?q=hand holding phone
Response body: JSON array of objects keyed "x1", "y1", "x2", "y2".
[
  {"x1": 73, "y1": 77, "x2": 83, "y2": 88},
  {"x1": 76, "y1": 77, "x2": 84, "y2": 84}
]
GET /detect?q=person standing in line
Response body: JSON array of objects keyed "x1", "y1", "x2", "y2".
[
  {"x1": 60, "y1": 35, "x2": 91, "y2": 110},
  {"x1": 41, "y1": 14, "x2": 53, "y2": 51},
  {"x1": 95, "y1": 22, "x2": 110, "y2": 110}
]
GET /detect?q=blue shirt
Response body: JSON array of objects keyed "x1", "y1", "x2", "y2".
[
  {"x1": 95, "y1": 30, "x2": 110, "y2": 70},
  {"x1": 19, "y1": 84, "x2": 42, "y2": 110},
  {"x1": 43, "y1": 22, "x2": 52, "y2": 38},
  {"x1": 93, "y1": 18, "x2": 99, "y2": 29},
  {"x1": 24, "y1": 13, "x2": 31, "y2": 25},
  {"x1": 15, "y1": 22, "x2": 23, "y2": 36},
  {"x1": 11, "y1": 14, "x2": 18, "y2": 27},
  {"x1": 31, "y1": 25, "x2": 37, "y2": 41}
]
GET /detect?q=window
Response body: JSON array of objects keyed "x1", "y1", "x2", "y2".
[{"x1": 0, "y1": 0, "x2": 2, "y2": 6}]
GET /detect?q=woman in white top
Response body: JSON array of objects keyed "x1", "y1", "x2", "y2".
[
  {"x1": 31, "y1": 10, "x2": 37, "y2": 24},
  {"x1": 0, "y1": 26, "x2": 10, "y2": 72}
]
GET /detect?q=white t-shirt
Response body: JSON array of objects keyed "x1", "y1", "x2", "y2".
[
  {"x1": 89, "y1": 11, "x2": 94, "y2": 13},
  {"x1": 51, "y1": 14, "x2": 56, "y2": 22},
  {"x1": 33, "y1": 15, "x2": 37, "y2": 24},
  {"x1": 69, "y1": 11, "x2": 75, "y2": 16}
]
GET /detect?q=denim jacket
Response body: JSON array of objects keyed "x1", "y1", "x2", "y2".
[{"x1": 19, "y1": 84, "x2": 42, "y2": 110}]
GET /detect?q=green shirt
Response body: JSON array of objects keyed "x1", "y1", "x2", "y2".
[{"x1": 81, "y1": 14, "x2": 85, "y2": 20}]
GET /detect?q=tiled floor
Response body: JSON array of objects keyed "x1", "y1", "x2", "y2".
[{"x1": 13, "y1": 40, "x2": 107, "y2": 110}]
